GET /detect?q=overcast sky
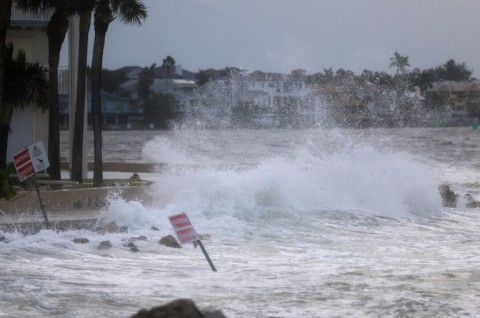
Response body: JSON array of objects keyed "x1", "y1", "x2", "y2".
[{"x1": 92, "y1": 0, "x2": 480, "y2": 76}]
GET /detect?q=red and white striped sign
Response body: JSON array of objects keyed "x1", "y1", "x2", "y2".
[
  {"x1": 169, "y1": 213, "x2": 200, "y2": 244},
  {"x1": 12, "y1": 141, "x2": 49, "y2": 182},
  {"x1": 13, "y1": 149, "x2": 34, "y2": 181}
]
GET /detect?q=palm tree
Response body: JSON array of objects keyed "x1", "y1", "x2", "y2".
[
  {"x1": 90, "y1": 0, "x2": 147, "y2": 187},
  {"x1": 16, "y1": 0, "x2": 73, "y2": 180},
  {"x1": 0, "y1": 0, "x2": 13, "y2": 169},
  {"x1": 389, "y1": 51, "x2": 410, "y2": 75},
  {"x1": 0, "y1": 44, "x2": 49, "y2": 168},
  {"x1": 70, "y1": 0, "x2": 96, "y2": 183},
  {"x1": 162, "y1": 55, "x2": 175, "y2": 90}
]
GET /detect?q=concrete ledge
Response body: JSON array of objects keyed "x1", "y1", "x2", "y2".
[
  {"x1": 0, "y1": 186, "x2": 152, "y2": 234},
  {"x1": 0, "y1": 186, "x2": 151, "y2": 215},
  {"x1": 0, "y1": 216, "x2": 99, "y2": 235}
]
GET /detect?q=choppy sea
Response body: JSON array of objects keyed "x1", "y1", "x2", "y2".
[{"x1": 1, "y1": 127, "x2": 480, "y2": 317}]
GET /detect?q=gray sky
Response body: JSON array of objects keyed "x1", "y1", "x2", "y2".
[{"x1": 97, "y1": 0, "x2": 480, "y2": 76}]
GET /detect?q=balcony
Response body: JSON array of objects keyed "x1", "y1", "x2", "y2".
[{"x1": 10, "y1": 3, "x2": 52, "y2": 27}]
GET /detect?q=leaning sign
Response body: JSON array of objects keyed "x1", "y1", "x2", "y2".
[
  {"x1": 169, "y1": 213, "x2": 200, "y2": 244},
  {"x1": 13, "y1": 141, "x2": 50, "y2": 182},
  {"x1": 12, "y1": 141, "x2": 50, "y2": 228},
  {"x1": 169, "y1": 213, "x2": 217, "y2": 272}
]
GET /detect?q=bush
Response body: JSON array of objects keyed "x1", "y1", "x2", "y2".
[{"x1": 0, "y1": 169, "x2": 16, "y2": 200}]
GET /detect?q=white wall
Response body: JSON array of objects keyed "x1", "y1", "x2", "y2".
[{"x1": 5, "y1": 29, "x2": 49, "y2": 164}]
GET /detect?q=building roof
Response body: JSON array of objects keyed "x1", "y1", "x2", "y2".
[{"x1": 10, "y1": 3, "x2": 51, "y2": 28}]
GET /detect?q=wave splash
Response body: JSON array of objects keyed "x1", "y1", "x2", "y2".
[{"x1": 141, "y1": 131, "x2": 442, "y2": 232}]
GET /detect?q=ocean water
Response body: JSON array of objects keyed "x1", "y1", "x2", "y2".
[{"x1": 3, "y1": 127, "x2": 480, "y2": 317}]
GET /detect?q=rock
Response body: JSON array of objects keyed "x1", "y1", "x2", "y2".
[
  {"x1": 129, "y1": 235, "x2": 147, "y2": 242},
  {"x1": 98, "y1": 240, "x2": 113, "y2": 250},
  {"x1": 203, "y1": 310, "x2": 228, "y2": 318},
  {"x1": 96, "y1": 222, "x2": 128, "y2": 234},
  {"x1": 73, "y1": 237, "x2": 90, "y2": 244},
  {"x1": 129, "y1": 173, "x2": 141, "y2": 181},
  {"x1": 131, "y1": 299, "x2": 204, "y2": 318},
  {"x1": 151, "y1": 226, "x2": 160, "y2": 231},
  {"x1": 131, "y1": 299, "x2": 228, "y2": 318},
  {"x1": 0, "y1": 235, "x2": 8, "y2": 243},
  {"x1": 465, "y1": 194, "x2": 480, "y2": 208},
  {"x1": 439, "y1": 184, "x2": 458, "y2": 207},
  {"x1": 126, "y1": 242, "x2": 140, "y2": 253},
  {"x1": 159, "y1": 235, "x2": 181, "y2": 248}
]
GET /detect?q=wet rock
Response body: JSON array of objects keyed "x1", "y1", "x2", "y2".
[
  {"x1": 130, "y1": 235, "x2": 147, "y2": 242},
  {"x1": 98, "y1": 240, "x2": 113, "y2": 250},
  {"x1": 96, "y1": 222, "x2": 128, "y2": 234},
  {"x1": 151, "y1": 226, "x2": 160, "y2": 231},
  {"x1": 73, "y1": 237, "x2": 90, "y2": 244},
  {"x1": 129, "y1": 173, "x2": 141, "y2": 181},
  {"x1": 439, "y1": 184, "x2": 458, "y2": 207},
  {"x1": 126, "y1": 242, "x2": 140, "y2": 253},
  {"x1": 131, "y1": 299, "x2": 227, "y2": 318},
  {"x1": 203, "y1": 310, "x2": 228, "y2": 318},
  {"x1": 465, "y1": 194, "x2": 480, "y2": 208},
  {"x1": 159, "y1": 235, "x2": 181, "y2": 248},
  {"x1": 131, "y1": 299, "x2": 204, "y2": 318},
  {"x1": 0, "y1": 235, "x2": 8, "y2": 243}
]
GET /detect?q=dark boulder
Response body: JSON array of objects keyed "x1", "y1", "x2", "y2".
[
  {"x1": 465, "y1": 194, "x2": 480, "y2": 208},
  {"x1": 126, "y1": 242, "x2": 140, "y2": 252},
  {"x1": 159, "y1": 235, "x2": 181, "y2": 248},
  {"x1": 439, "y1": 184, "x2": 458, "y2": 207},
  {"x1": 98, "y1": 240, "x2": 113, "y2": 250},
  {"x1": 131, "y1": 299, "x2": 227, "y2": 318},
  {"x1": 73, "y1": 237, "x2": 89, "y2": 244}
]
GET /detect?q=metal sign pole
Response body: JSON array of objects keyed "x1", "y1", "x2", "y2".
[
  {"x1": 195, "y1": 240, "x2": 217, "y2": 272},
  {"x1": 32, "y1": 173, "x2": 49, "y2": 229}
]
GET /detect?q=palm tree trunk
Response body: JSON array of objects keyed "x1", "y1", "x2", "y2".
[
  {"x1": 71, "y1": 10, "x2": 92, "y2": 183},
  {"x1": 91, "y1": 0, "x2": 113, "y2": 187},
  {"x1": 0, "y1": 0, "x2": 12, "y2": 169},
  {"x1": 46, "y1": 10, "x2": 69, "y2": 180}
]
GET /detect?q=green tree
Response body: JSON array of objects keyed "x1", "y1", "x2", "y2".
[
  {"x1": 196, "y1": 68, "x2": 216, "y2": 86},
  {"x1": 162, "y1": 55, "x2": 175, "y2": 91},
  {"x1": 90, "y1": 0, "x2": 147, "y2": 187},
  {"x1": 137, "y1": 63, "x2": 156, "y2": 124},
  {"x1": 16, "y1": 0, "x2": 73, "y2": 180},
  {"x1": 0, "y1": 45, "x2": 49, "y2": 169},
  {"x1": 434, "y1": 59, "x2": 472, "y2": 81},
  {"x1": 87, "y1": 67, "x2": 128, "y2": 95},
  {"x1": 389, "y1": 51, "x2": 410, "y2": 75}
]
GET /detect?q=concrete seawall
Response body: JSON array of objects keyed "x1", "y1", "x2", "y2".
[{"x1": 0, "y1": 186, "x2": 152, "y2": 234}]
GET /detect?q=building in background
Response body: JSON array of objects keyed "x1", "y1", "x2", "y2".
[{"x1": 6, "y1": 3, "x2": 50, "y2": 162}]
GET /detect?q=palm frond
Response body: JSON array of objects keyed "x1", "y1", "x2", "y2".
[{"x1": 111, "y1": 0, "x2": 147, "y2": 25}]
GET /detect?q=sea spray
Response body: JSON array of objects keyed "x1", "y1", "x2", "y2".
[{"x1": 142, "y1": 129, "x2": 442, "y2": 234}]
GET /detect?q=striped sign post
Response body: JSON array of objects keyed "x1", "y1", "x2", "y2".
[
  {"x1": 169, "y1": 213, "x2": 217, "y2": 272},
  {"x1": 12, "y1": 141, "x2": 50, "y2": 228}
]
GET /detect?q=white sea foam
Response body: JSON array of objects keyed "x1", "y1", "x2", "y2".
[{"x1": 4, "y1": 128, "x2": 479, "y2": 318}]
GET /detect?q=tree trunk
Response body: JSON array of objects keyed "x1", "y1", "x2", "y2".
[
  {"x1": 91, "y1": 0, "x2": 112, "y2": 187},
  {"x1": 0, "y1": 123, "x2": 9, "y2": 169},
  {"x1": 46, "y1": 10, "x2": 69, "y2": 180},
  {"x1": 0, "y1": 0, "x2": 12, "y2": 169},
  {"x1": 71, "y1": 10, "x2": 92, "y2": 183}
]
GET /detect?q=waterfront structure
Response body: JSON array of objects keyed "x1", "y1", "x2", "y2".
[{"x1": 6, "y1": 3, "x2": 50, "y2": 162}]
